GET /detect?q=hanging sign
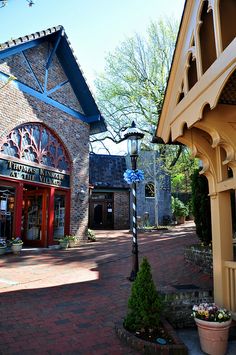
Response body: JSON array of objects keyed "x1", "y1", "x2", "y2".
[{"x1": 0, "y1": 159, "x2": 70, "y2": 188}]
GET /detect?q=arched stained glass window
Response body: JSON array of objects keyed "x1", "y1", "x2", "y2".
[{"x1": 0, "y1": 123, "x2": 70, "y2": 172}]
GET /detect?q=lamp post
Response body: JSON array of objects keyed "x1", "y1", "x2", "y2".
[{"x1": 124, "y1": 121, "x2": 144, "y2": 281}]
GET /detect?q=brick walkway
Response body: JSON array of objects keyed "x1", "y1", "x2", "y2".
[{"x1": 0, "y1": 222, "x2": 212, "y2": 354}]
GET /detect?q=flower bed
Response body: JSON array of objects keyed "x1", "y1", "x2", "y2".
[{"x1": 115, "y1": 320, "x2": 188, "y2": 354}]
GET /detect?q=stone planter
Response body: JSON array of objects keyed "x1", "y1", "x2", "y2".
[
  {"x1": 0, "y1": 246, "x2": 7, "y2": 255},
  {"x1": 115, "y1": 320, "x2": 188, "y2": 354},
  {"x1": 195, "y1": 318, "x2": 232, "y2": 355},
  {"x1": 59, "y1": 241, "x2": 69, "y2": 249},
  {"x1": 11, "y1": 243, "x2": 23, "y2": 255},
  {"x1": 68, "y1": 240, "x2": 76, "y2": 248}
]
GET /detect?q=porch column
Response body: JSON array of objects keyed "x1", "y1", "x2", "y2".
[{"x1": 210, "y1": 191, "x2": 233, "y2": 306}]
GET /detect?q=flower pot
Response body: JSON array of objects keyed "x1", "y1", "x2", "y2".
[
  {"x1": 0, "y1": 246, "x2": 7, "y2": 255},
  {"x1": 176, "y1": 215, "x2": 185, "y2": 224},
  {"x1": 68, "y1": 240, "x2": 76, "y2": 248},
  {"x1": 11, "y1": 243, "x2": 23, "y2": 255},
  {"x1": 59, "y1": 241, "x2": 69, "y2": 250},
  {"x1": 195, "y1": 318, "x2": 232, "y2": 355}
]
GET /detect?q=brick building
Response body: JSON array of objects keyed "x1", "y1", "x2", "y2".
[
  {"x1": 89, "y1": 152, "x2": 171, "y2": 229},
  {"x1": 89, "y1": 154, "x2": 130, "y2": 229},
  {"x1": 0, "y1": 26, "x2": 106, "y2": 247}
]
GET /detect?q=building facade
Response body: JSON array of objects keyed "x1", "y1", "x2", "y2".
[
  {"x1": 0, "y1": 26, "x2": 106, "y2": 247},
  {"x1": 89, "y1": 154, "x2": 130, "y2": 229},
  {"x1": 89, "y1": 152, "x2": 171, "y2": 229},
  {"x1": 126, "y1": 151, "x2": 171, "y2": 227},
  {"x1": 155, "y1": 0, "x2": 236, "y2": 317}
]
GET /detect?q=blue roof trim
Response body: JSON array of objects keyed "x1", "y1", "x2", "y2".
[
  {"x1": 0, "y1": 71, "x2": 99, "y2": 123},
  {"x1": 0, "y1": 38, "x2": 44, "y2": 60},
  {"x1": 0, "y1": 27, "x2": 107, "y2": 134}
]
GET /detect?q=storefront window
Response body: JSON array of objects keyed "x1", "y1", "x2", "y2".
[
  {"x1": 0, "y1": 186, "x2": 15, "y2": 240},
  {"x1": 53, "y1": 193, "x2": 65, "y2": 240}
]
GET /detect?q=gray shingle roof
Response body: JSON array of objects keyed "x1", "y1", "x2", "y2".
[{"x1": 89, "y1": 154, "x2": 129, "y2": 189}]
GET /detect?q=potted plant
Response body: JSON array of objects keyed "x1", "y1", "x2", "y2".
[
  {"x1": 171, "y1": 196, "x2": 188, "y2": 224},
  {"x1": 11, "y1": 237, "x2": 23, "y2": 254},
  {"x1": 58, "y1": 236, "x2": 69, "y2": 249},
  {"x1": 192, "y1": 303, "x2": 231, "y2": 355},
  {"x1": 67, "y1": 235, "x2": 77, "y2": 248},
  {"x1": 0, "y1": 238, "x2": 7, "y2": 255},
  {"x1": 87, "y1": 229, "x2": 96, "y2": 242}
]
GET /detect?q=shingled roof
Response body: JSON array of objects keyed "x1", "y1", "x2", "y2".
[
  {"x1": 89, "y1": 154, "x2": 129, "y2": 189},
  {"x1": 0, "y1": 25, "x2": 106, "y2": 135}
]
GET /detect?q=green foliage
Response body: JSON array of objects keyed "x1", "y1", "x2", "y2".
[
  {"x1": 124, "y1": 257, "x2": 163, "y2": 332},
  {"x1": 171, "y1": 196, "x2": 188, "y2": 217},
  {"x1": 92, "y1": 18, "x2": 178, "y2": 150},
  {"x1": 169, "y1": 148, "x2": 199, "y2": 193},
  {"x1": 87, "y1": 229, "x2": 96, "y2": 242},
  {"x1": 191, "y1": 169, "x2": 212, "y2": 245}
]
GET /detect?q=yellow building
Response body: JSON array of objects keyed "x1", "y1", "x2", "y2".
[{"x1": 155, "y1": 0, "x2": 236, "y2": 318}]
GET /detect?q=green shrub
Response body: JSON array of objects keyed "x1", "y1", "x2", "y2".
[
  {"x1": 87, "y1": 229, "x2": 96, "y2": 242},
  {"x1": 171, "y1": 196, "x2": 188, "y2": 217},
  {"x1": 124, "y1": 257, "x2": 163, "y2": 332}
]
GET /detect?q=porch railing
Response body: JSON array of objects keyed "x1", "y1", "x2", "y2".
[{"x1": 225, "y1": 261, "x2": 236, "y2": 317}]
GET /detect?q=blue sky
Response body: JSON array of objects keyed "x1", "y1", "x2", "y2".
[{"x1": 0, "y1": 0, "x2": 185, "y2": 90}]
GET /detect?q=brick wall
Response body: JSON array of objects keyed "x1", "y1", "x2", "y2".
[
  {"x1": 163, "y1": 290, "x2": 213, "y2": 328},
  {"x1": 184, "y1": 245, "x2": 213, "y2": 275},
  {"x1": 0, "y1": 45, "x2": 90, "y2": 240},
  {"x1": 113, "y1": 191, "x2": 130, "y2": 229}
]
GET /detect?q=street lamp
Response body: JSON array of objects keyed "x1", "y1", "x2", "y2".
[{"x1": 124, "y1": 121, "x2": 144, "y2": 281}]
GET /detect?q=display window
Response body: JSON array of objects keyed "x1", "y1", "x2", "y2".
[{"x1": 0, "y1": 123, "x2": 71, "y2": 247}]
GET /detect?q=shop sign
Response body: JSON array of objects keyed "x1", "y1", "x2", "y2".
[{"x1": 0, "y1": 159, "x2": 70, "y2": 188}]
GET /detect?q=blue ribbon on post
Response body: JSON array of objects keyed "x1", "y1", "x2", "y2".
[{"x1": 123, "y1": 169, "x2": 144, "y2": 184}]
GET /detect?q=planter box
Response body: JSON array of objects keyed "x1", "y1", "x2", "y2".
[{"x1": 115, "y1": 320, "x2": 188, "y2": 354}]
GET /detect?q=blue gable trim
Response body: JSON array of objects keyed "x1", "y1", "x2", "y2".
[
  {"x1": 0, "y1": 72, "x2": 100, "y2": 123},
  {"x1": 0, "y1": 38, "x2": 45, "y2": 61},
  {"x1": 0, "y1": 27, "x2": 107, "y2": 134}
]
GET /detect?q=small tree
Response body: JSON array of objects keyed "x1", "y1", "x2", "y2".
[
  {"x1": 191, "y1": 169, "x2": 212, "y2": 245},
  {"x1": 124, "y1": 257, "x2": 163, "y2": 332}
]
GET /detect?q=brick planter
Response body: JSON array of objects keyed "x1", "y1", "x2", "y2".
[
  {"x1": 184, "y1": 244, "x2": 213, "y2": 275},
  {"x1": 115, "y1": 320, "x2": 188, "y2": 354}
]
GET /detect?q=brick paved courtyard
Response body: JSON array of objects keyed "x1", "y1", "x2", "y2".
[{"x1": 0, "y1": 222, "x2": 212, "y2": 354}]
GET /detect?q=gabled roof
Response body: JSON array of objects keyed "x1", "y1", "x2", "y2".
[
  {"x1": 0, "y1": 25, "x2": 106, "y2": 135},
  {"x1": 89, "y1": 154, "x2": 129, "y2": 189}
]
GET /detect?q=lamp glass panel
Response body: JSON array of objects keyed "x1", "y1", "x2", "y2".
[{"x1": 128, "y1": 136, "x2": 140, "y2": 155}]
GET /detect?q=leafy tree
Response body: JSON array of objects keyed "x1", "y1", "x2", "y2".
[
  {"x1": 92, "y1": 18, "x2": 178, "y2": 151},
  {"x1": 92, "y1": 18, "x2": 198, "y2": 192},
  {"x1": 124, "y1": 257, "x2": 163, "y2": 332},
  {"x1": 191, "y1": 169, "x2": 212, "y2": 245}
]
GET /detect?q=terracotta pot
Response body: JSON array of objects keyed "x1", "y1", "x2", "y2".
[
  {"x1": 176, "y1": 215, "x2": 185, "y2": 224},
  {"x1": 195, "y1": 318, "x2": 232, "y2": 355}
]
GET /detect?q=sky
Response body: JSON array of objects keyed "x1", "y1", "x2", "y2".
[{"x1": 0, "y1": 0, "x2": 185, "y2": 153}]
